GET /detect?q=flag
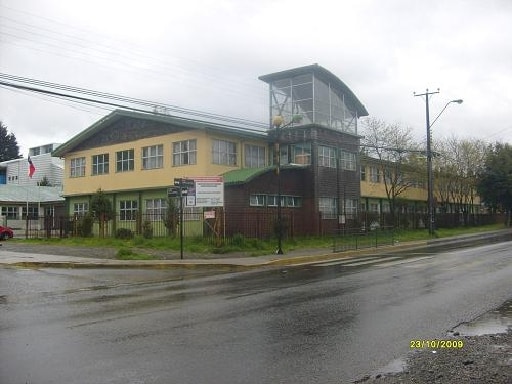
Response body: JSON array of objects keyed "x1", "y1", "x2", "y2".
[{"x1": 28, "y1": 156, "x2": 36, "y2": 178}]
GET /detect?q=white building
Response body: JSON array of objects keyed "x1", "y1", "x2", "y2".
[{"x1": 0, "y1": 143, "x2": 64, "y2": 186}]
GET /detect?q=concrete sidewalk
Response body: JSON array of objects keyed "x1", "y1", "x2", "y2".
[
  {"x1": 0, "y1": 228, "x2": 510, "y2": 269},
  {"x1": 0, "y1": 241, "x2": 428, "y2": 269}
]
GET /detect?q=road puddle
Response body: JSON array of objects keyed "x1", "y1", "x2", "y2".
[{"x1": 451, "y1": 298, "x2": 512, "y2": 336}]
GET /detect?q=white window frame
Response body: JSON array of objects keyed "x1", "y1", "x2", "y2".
[
  {"x1": 120, "y1": 200, "x2": 138, "y2": 221},
  {"x1": 340, "y1": 151, "x2": 356, "y2": 171},
  {"x1": 212, "y1": 139, "x2": 237, "y2": 166},
  {"x1": 319, "y1": 197, "x2": 336, "y2": 219},
  {"x1": 92, "y1": 153, "x2": 109, "y2": 175},
  {"x1": 245, "y1": 144, "x2": 266, "y2": 168},
  {"x1": 116, "y1": 149, "x2": 134, "y2": 172},
  {"x1": 70, "y1": 157, "x2": 86, "y2": 178},
  {"x1": 318, "y1": 145, "x2": 336, "y2": 168},
  {"x1": 142, "y1": 145, "x2": 164, "y2": 170},
  {"x1": 173, "y1": 139, "x2": 197, "y2": 166},
  {"x1": 145, "y1": 199, "x2": 167, "y2": 220},
  {"x1": 73, "y1": 202, "x2": 89, "y2": 216}
]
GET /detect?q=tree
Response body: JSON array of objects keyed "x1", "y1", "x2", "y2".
[
  {"x1": 162, "y1": 197, "x2": 179, "y2": 237},
  {"x1": 362, "y1": 118, "x2": 421, "y2": 226},
  {"x1": 37, "y1": 176, "x2": 52, "y2": 186},
  {"x1": 476, "y1": 142, "x2": 512, "y2": 226},
  {"x1": 434, "y1": 137, "x2": 487, "y2": 224},
  {"x1": 0, "y1": 121, "x2": 21, "y2": 162},
  {"x1": 90, "y1": 188, "x2": 114, "y2": 237}
]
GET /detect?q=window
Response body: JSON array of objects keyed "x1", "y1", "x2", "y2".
[
  {"x1": 1, "y1": 206, "x2": 18, "y2": 219},
  {"x1": 142, "y1": 145, "x2": 163, "y2": 169},
  {"x1": 120, "y1": 200, "x2": 138, "y2": 221},
  {"x1": 319, "y1": 197, "x2": 336, "y2": 219},
  {"x1": 250, "y1": 194, "x2": 266, "y2": 206},
  {"x1": 318, "y1": 145, "x2": 336, "y2": 168},
  {"x1": 70, "y1": 157, "x2": 86, "y2": 177},
  {"x1": 266, "y1": 195, "x2": 302, "y2": 208},
  {"x1": 291, "y1": 143, "x2": 311, "y2": 165},
  {"x1": 245, "y1": 144, "x2": 265, "y2": 168},
  {"x1": 22, "y1": 206, "x2": 39, "y2": 219},
  {"x1": 360, "y1": 166, "x2": 366, "y2": 181},
  {"x1": 344, "y1": 199, "x2": 358, "y2": 216},
  {"x1": 92, "y1": 154, "x2": 109, "y2": 175},
  {"x1": 173, "y1": 140, "x2": 197, "y2": 166},
  {"x1": 369, "y1": 166, "x2": 381, "y2": 183},
  {"x1": 145, "y1": 199, "x2": 167, "y2": 220},
  {"x1": 212, "y1": 139, "x2": 237, "y2": 165},
  {"x1": 340, "y1": 151, "x2": 356, "y2": 171},
  {"x1": 286, "y1": 196, "x2": 302, "y2": 207},
  {"x1": 73, "y1": 202, "x2": 89, "y2": 216},
  {"x1": 116, "y1": 149, "x2": 134, "y2": 172}
]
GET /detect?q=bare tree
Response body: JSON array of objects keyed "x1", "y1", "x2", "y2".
[
  {"x1": 434, "y1": 136, "x2": 487, "y2": 224},
  {"x1": 362, "y1": 118, "x2": 421, "y2": 226}
]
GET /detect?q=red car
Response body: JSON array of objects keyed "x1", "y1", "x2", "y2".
[{"x1": 0, "y1": 225, "x2": 14, "y2": 240}]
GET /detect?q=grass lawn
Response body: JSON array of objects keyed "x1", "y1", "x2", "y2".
[{"x1": 14, "y1": 223, "x2": 508, "y2": 260}]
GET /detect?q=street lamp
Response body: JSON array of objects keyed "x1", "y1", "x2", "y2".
[
  {"x1": 414, "y1": 90, "x2": 463, "y2": 235},
  {"x1": 272, "y1": 114, "x2": 302, "y2": 254}
]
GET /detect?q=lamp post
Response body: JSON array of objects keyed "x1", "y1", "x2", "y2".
[
  {"x1": 414, "y1": 90, "x2": 463, "y2": 235},
  {"x1": 272, "y1": 115, "x2": 301, "y2": 254}
]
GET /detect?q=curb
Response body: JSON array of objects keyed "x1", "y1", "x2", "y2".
[{"x1": 2, "y1": 240, "x2": 430, "y2": 270}]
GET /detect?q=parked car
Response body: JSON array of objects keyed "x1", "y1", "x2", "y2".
[{"x1": 0, "y1": 225, "x2": 14, "y2": 240}]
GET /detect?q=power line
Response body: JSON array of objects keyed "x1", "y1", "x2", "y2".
[{"x1": 0, "y1": 74, "x2": 269, "y2": 134}]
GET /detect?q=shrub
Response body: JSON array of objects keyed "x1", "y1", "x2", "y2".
[
  {"x1": 142, "y1": 220, "x2": 153, "y2": 239},
  {"x1": 79, "y1": 214, "x2": 94, "y2": 238},
  {"x1": 115, "y1": 228, "x2": 134, "y2": 240},
  {"x1": 231, "y1": 233, "x2": 245, "y2": 247}
]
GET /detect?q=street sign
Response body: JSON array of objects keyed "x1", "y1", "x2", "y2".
[
  {"x1": 167, "y1": 187, "x2": 180, "y2": 197},
  {"x1": 174, "y1": 178, "x2": 195, "y2": 188}
]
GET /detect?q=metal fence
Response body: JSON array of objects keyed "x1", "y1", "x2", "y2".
[
  {"x1": 332, "y1": 226, "x2": 396, "y2": 253},
  {"x1": 10, "y1": 211, "x2": 507, "y2": 244}
]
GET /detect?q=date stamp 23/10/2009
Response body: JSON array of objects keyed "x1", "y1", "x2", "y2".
[{"x1": 410, "y1": 339, "x2": 464, "y2": 349}]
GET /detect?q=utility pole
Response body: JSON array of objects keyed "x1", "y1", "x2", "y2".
[{"x1": 414, "y1": 89, "x2": 439, "y2": 236}]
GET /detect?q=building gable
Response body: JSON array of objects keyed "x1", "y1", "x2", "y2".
[{"x1": 73, "y1": 116, "x2": 185, "y2": 151}]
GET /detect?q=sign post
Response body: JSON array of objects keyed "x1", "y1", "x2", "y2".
[{"x1": 171, "y1": 178, "x2": 194, "y2": 260}]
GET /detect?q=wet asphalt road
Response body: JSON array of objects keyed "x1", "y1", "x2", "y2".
[{"x1": 1, "y1": 241, "x2": 512, "y2": 384}]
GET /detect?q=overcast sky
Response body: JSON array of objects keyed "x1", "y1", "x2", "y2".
[{"x1": 1, "y1": 0, "x2": 511, "y2": 156}]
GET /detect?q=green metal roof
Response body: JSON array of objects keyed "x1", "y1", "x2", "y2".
[
  {"x1": 222, "y1": 167, "x2": 273, "y2": 185},
  {"x1": 222, "y1": 164, "x2": 308, "y2": 185}
]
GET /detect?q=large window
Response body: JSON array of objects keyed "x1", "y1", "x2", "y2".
[
  {"x1": 116, "y1": 149, "x2": 134, "y2": 172},
  {"x1": 70, "y1": 157, "x2": 86, "y2": 177},
  {"x1": 249, "y1": 194, "x2": 266, "y2": 206},
  {"x1": 318, "y1": 145, "x2": 336, "y2": 168},
  {"x1": 343, "y1": 199, "x2": 358, "y2": 216},
  {"x1": 145, "y1": 199, "x2": 167, "y2": 220},
  {"x1": 92, "y1": 154, "x2": 109, "y2": 175},
  {"x1": 73, "y1": 202, "x2": 89, "y2": 216},
  {"x1": 120, "y1": 200, "x2": 138, "y2": 221},
  {"x1": 142, "y1": 145, "x2": 163, "y2": 169},
  {"x1": 22, "y1": 206, "x2": 39, "y2": 219},
  {"x1": 173, "y1": 139, "x2": 197, "y2": 166},
  {"x1": 319, "y1": 197, "x2": 336, "y2": 219},
  {"x1": 212, "y1": 139, "x2": 237, "y2": 166},
  {"x1": 266, "y1": 195, "x2": 302, "y2": 208},
  {"x1": 340, "y1": 151, "x2": 356, "y2": 171},
  {"x1": 1, "y1": 206, "x2": 18, "y2": 219},
  {"x1": 291, "y1": 143, "x2": 311, "y2": 165},
  {"x1": 369, "y1": 166, "x2": 381, "y2": 183},
  {"x1": 245, "y1": 144, "x2": 265, "y2": 168}
]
